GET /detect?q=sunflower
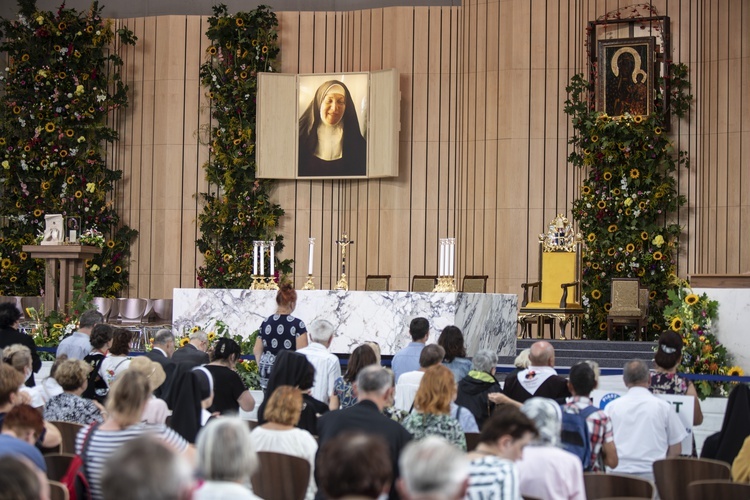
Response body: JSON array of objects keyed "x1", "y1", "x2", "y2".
[
  {"x1": 625, "y1": 208, "x2": 632, "y2": 216},
  {"x1": 607, "y1": 248, "x2": 616, "y2": 256},
  {"x1": 0, "y1": 138, "x2": 5, "y2": 146},
  {"x1": 223, "y1": 254, "x2": 232, "y2": 263},
  {"x1": 616, "y1": 262, "x2": 625, "y2": 272},
  {"x1": 9, "y1": 277, "x2": 16, "y2": 283},
  {"x1": 60, "y1": 150, "x2": 68, "y2": 157},
  {"x1": 204, "y1": 250, "x2": 212, "y2": 258},
  {"x1": 608, "y1": 224, "x2": 617, "y2": 233},
  {"x1": 180, "y1": 337, "x2": 190, "y2": 347},
  {"x1": 88, "y1": 106, "x2": 95, "y2": 113},
  {"x1": 33, "y1": 209, "x2": 43, "y2": 217},
  {"x1": 107, "y1": 240, "x2": 115, "y2": 248},
  {"x1": 653, "y1": 251, "x2": 663, "y2": 260},
  {"x1": 86, "y1": 25, "x2": 94, "y2": 33},
  {"x1": 638, "y1": 268, "x2": 645, "y2": 277},
  {"x1": 236, "y1": 17, "x2": 244, "y2": 26},
  {"x1": 591, "y1": 135, "x2": 599, "y2": 143},
  {"x1": 208, "y1": 332, "x2": 217, "y2": 341},
  {"x1": 58, "y1": 72, "x2": 66, "y2": 79},
  {"x1": 114, "y1": 266, "x2": 122, "y2": 274},
  {"x1": 58, "y1": 22, "x2": 67, "y2": 30},
  {"x1": 592, "y1": 263, "x2": 600, "y2": 270},
  {"x1": 634, "y1": 115, "x2": 643, "y2": 124},
  {"x1": 603, "y1": 172, "x2": 612, "y2": 181},
  {"x1": 597, "y1": 201, "x2": 606, "y2": 209},
  {"x1": 19, "y1": 252, "x2": 27, "y2": 261},
  {"x1": 604, "y1": 303, "x2": 612, "y2": 312},
  {"x1": 581, "y1": 186, "x2": 591, "y2": 195},
  {"x1": 587, "y1": 233, "x2": 596, "y2": 242},
  {"x1": 85, "y1": 259, "x2": 92, "y2": 268},
  {"x1": 12, "y1": 106, "x2": 21, "y2": 114},
  {"x1": 626, "y1": 243, "x2": 635, "y2": 253},
  {"x1": 262, "y1": 45, "x2": 269, "y2": 54},
  {"x1": 66, "y1": 176, "x2": 75, "y2": 184},
  {"x1": 641, "y1": 231, "x2": 649, "y2": 240},
  {"x1": 74, "y1": 191, "x2": 83, "y2": 198},
  {"x1": 638, "y1": 201, "x2": 647, "y2": 210},
  {"x1": 44, "y1": 122, "x2": 55, "y2": 132},
  {"x1": 21, "y1": 54, "x2": 29, "y2": 61},
  {"x1": 728, "y1": 366, "x2": 745, "y2": 377},
  {"x1": 654, "y1": 127, "x2": 662, "y2": 135},
  {"x1": 612, "y1": 188, "x2": 621, "y2": 196},
  {"x1": 599, "y1": 322, "x2": 607, "y2": 331},
  {"x1": 630, "y1": 169, "x2": 640, "y2": 179},
  {"x1": 41, "y1": 181, "x2": 50, "y2": 190},
  {"x1": 65, "y1": 129, "x2": 74, "y2": 137},
  {"x1": 670, "y1": 317, "x2": 683, "y2": 332},
  {"x1": 41, "y1": 159, "x2": 48, "y2": 167},
  {"x1": 1, "y1": 258, "x2": 10, "y2": 269},
  {"x1": 251, "y1": 39, "x2": 259, "y2": 47},
  {"x1": 649, "y1": 291, "x2": 657, "y2": 300},
  {"x1": 591, "y1": 289, "x2": 602, "y2": 300},
  {"x1": 684, "y1": 294, "x2": 699, "y2": 305},
  {"x1": 207, "y1": 46, "x2": 217, "y2": 55},
  {"x1": 23, "y1": 145, "x2": 31, "y2": 152},
  {"x1": 240, "y1": 71, "x2": 248, "y2": 79},
  {"x1": 233, "y1": 138, "x2": 242, "y2": 146}
]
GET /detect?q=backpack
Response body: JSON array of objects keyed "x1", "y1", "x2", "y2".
[
  {"x1": 560, "y1": 404, "x2": 598, "y2": 471},
  {"x1": 60, "y1": 422, "x2": 100, "y2": 500}
]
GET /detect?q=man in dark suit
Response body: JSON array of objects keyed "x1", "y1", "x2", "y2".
[
  {"x1": 144, "y1": 328, "x2": 177, "y2": 400},
  {"x1": 171, "y1": 329, "x2": 210, "y2": 368},
  {"x1": 503, "y1": 340, "x2": 570, "y2": 404},
  {"x1": 316, "y1": 365, "x2": 412, "y2": 500},
  {"x1": 0, "y1": 303, "x2": 41, "y2": 387}
]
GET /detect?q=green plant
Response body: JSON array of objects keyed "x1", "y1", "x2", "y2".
[
  {"x1": 662, "y1": 282, "x2": 740, "y2": 398},
  {"x1": 196, "y1": 4, "x2": 292, "y2": 289},
  {"x1": 29, "y1": 276, "x2": 95, "y2": 349},
  {"x1": 0, "y1": 0, "x2": 138, "y2": 298},
  {"x1": 564, "y1": 63, "x2": 692, "y2": 339}
]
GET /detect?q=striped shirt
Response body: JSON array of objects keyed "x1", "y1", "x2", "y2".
[
  {"x1": 466, "y1": 456, "x2": 520, "y2": 500},
  {"x1": 75, "y1": 422, "x2": 188, "y2": 500}
]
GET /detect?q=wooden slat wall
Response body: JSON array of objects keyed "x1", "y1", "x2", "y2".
[{"x1": 107, "y1": 0, "x2": 748, "y2": 298}]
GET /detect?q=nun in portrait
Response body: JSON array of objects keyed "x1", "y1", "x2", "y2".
[{"x1": 298, "y1": 80, "x2": 367, "y2": 177}]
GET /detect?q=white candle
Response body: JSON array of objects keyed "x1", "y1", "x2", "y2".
[
  {"x1": 439, "y1": 239, "x2": 445, "y2": 276},
  {"x1": 253, "y1": 243, "x2": 258, "y2": 275},
  {"x1": 260, "y1": 242, "x2": 265, "y2": 276},
  {"x1": 269, "y1": 241, "x2": 275, "y2": 276},
  {"x1": 448, "y1": 239, "x2": 455, "y2": 276},
  {"x1": 308, "y1": 238, "x2": 314, "y2": 275}
]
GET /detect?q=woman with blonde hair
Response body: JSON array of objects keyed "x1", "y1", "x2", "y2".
[
  {"x1": 402, "y1": 364, "x2": 466, "y2": 450},
  {"x1": 254, "y1": 282, "x2": 309, "y2": 390},
  {"x1": 75, "y1": 370, "x2": 192, "y2": 500},
  {"x1": 2, "y1": 344, "x2": 43, "y2": 410},
  {"x1": 251, "y1": 385, "x2": 318, "y2": 499},
  {"x1": 43, "y1": 359, "x2": 104, "y2": 425}
]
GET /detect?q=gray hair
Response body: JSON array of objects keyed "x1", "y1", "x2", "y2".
[
  {"x1": 79, "y1": 309, "x2": 104, "y2": 329},
  {"x1": 520, "y1": 397, "x2": 562, "y2": 447},
  {"x1": 514, "y1": 348, "x2": 531, "y2": 369},
  {"x1": 102, "y1": 436, "x2": 192, "y2": 500},
  {"x1": 308, "y1": 319, "x2": 336, "y2": 344},
  {"x1": 471, "y1": 349, "x2": 498, "y2": 373},
  {"x1": 152, "y1": 329, "x2": 175, "y2": 346},
  {"x1": 356, "y1": 365, "x2": 393, "y2": 395},
  {"x1": 623, "y1": 359, "x2": 650, "y2": 386},
  {"x1": 189, "y1": 329, "x2": 209, "y2": 343},
  {"x1": 399, "y1": 436, "x2": 468, "y2": 500},
  {"x1": 196, "y1": 417, "x2": 259, "y2": 482}
]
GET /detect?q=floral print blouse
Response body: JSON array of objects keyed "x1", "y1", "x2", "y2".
[
  {"x1": 43, "y1": 392, "x2": 103, "y2": 425},
  {"x1": 402, "y1": 412, "x2": 467, "y2": 451}
]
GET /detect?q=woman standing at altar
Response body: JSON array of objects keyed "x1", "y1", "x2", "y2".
[{"x1": 254, "y1": 282, "x2": 308, "y2": 390}]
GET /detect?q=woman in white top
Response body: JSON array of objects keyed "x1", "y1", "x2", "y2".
[
  {"x1": 250, "y1": 385, "x2": 318, "y2": 500},
  {"x1": 2, "y1": 344, "x2": 44, "y2": 409},
  {"x1": 195, "y1": 417, "x2": 262, "y2": 500},
  {"x1": 99, "y1": 328, "x2": 133, "y2": 388}
]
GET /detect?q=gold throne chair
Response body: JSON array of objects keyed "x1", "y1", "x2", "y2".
[{"x1": 518, "y1": 214, "x2": 584, "y2": 340}]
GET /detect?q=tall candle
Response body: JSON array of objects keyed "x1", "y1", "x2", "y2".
[
  {"x1": 439, "y1": 239, "x2": 445, "y2": 276},
  {"x1": 269, "y1": 241, "x2": 275, "y2": 276},
  {"x1": 448, "y1": 239, "x2": 455, "y2": 276},
  {"x1": 308, "y1": 238, "x2": 315, "y2": 275},
  {"x1": 260, "y1": 241, "x2": 265, "y2": 276},
  {"x1": 253, "y1": 242, "x2": 258, "y2": 275}
]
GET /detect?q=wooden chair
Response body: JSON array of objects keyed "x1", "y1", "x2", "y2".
[
  {"x1": 49, "y1": 480, "x2": 70, "y2": 500},
  {"x1": 464, "y1": 432, "x2": 481, "y2": 451},
  {"x1": 44, "y1": 453, "x2": 75, "y2": 481},
  {"x1": 365, "y1": 275, "x2": 391, "y2": 291},
  {"x1": 607, "y1": 278, "x2": 648, "y2": 341},
  {"x1": 583, "y1": 472, "x2": 654, "y2": 500},
  {"x1": 411, "y1": 275, "x2": 437, "y2": 292},
  {"x1": 687, "y1": 479, "x2": 750, "y2": 500},
  {"x1": 251, "y1": 451, "x2": 311, "y2": 500},
  {"x1": 462, "y1": 275, "x2": 488, "y2": 293},
  {"x1": 48, "y1": 421, "x2": 83, "y2": 455},
  {"x1": 518, "y1": 214, "x2": 584, "y2": 339},
  {"x1": 653, "y1": 457, "x2": 731, "y2": 500}
]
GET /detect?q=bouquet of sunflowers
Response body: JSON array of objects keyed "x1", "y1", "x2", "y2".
[{"x1": 662, "y1": 281, "x2": 743, "y2": 398}]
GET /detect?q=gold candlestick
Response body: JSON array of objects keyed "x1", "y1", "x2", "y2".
[
  {"x1": 302, "y1": 274, "x2": 316, "y2": 290},
  {"x1": 335, "y1": 232, "x2": 354, "y2": 291}
]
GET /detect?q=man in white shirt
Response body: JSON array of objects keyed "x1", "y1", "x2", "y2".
[
  {"x1": 297, "y1": 319, "x2": 341, "y2": 404},
  {"x1": 56, "y1": 310, "x2": 103, "y2": 360},
  {"x1": 394, "y1": 344, "x2": 445, "y2": 411},
  {"x1": 605, "y1": 359, "x2": 688, "y2": 481}
]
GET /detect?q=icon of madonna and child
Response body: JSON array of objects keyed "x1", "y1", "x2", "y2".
[{"x1": 298, "y1": 75, "x2": 368, "y2": 178}]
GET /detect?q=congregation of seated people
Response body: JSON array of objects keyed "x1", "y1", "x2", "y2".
[{"x1": 2, "y1": 300, "x2": 750, "y2": 500}]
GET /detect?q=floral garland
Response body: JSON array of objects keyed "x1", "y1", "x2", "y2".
[
  {"x1": 564, "y1": 62, "x2": 692, "y2": 339},
  {"x1": 662, "y1": 282, "x2": 742, "y2": 398},
  {"x1": 196, "y1": 4, "x2": 292, "y2": 289},
  {"x1": 0, "y1": 0, "x2": 138, "y2": 297}
]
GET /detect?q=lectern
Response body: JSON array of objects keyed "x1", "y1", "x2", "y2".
[{"x1": 21, "y1": 245, "x2": 102, "y2": 314}]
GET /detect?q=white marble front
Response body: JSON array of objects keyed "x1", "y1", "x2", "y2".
[
  {"x1": 694, "y1": 287, "x2": 750, "y2": 373},
  {"x1": 172, "y1": 289, "x2": 517, "y2": 356}
]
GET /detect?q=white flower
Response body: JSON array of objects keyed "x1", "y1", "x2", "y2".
[{"x1": 96, "y1": 94, "x2": 106, "y2": 102}]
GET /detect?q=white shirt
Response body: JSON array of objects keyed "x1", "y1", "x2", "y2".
[
  {"x1": 605, "y1": 386, "x2": 688, "y2": 475},
  {"x1": 99, "y1": 355, "x2": 132, "y2": 388},
  {"x1": 297, "y1": 342, "x2": 341, "y2": 404},
  {"x1": 194, "y1": 481, "x2": 262, "y2": 500},
  {"x1": 250, "y1": 426, "x2": 318, "y2": 500},
  {"x1": 394, "y1": 370, "x2": 424, "y2": 412}
]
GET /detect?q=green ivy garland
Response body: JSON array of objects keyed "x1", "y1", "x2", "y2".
[
  {"x1": 0, "y1": 0, "x2": 138, "y2": 298},
  {"x1": 197, "y1": 4, "x2": 291, "y2": 288},
  {"x1": 564, "y1": 63, "x2": 692, "y2": 339}
]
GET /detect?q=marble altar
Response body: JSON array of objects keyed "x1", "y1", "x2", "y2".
[{"x1": 173, "y1": 289, "x2": 517, "y2": 356}]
